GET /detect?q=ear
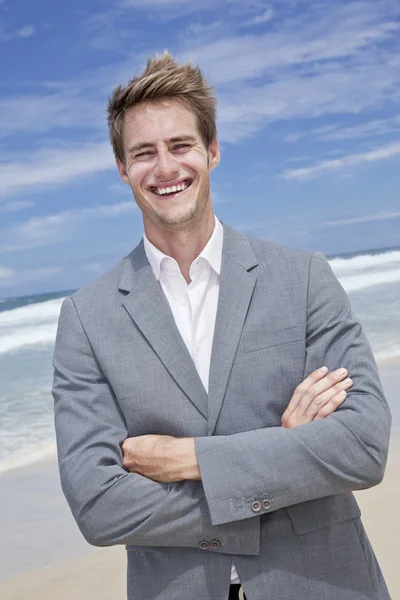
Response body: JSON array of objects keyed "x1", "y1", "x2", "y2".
[
  {"x1": 208, "y1": 137, "x2": 220, "y2": 171},
  {"x1": 116, "y1": 158, "x2": 130, "y2": 185}
]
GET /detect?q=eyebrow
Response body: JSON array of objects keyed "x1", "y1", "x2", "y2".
[{"x1": 127, "y1": 135, "x2": 197, "y2": 155}]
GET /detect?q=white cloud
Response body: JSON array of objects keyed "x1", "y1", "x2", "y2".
[
  {"x1": 0, "y1": 92, "x2": 104, "y2": 137},
  {"x1": 0, "y1": 200, "x2": 34, "y2": 212},
  {"x1": 16, "y1": 25, "x2": 35, "y2": 38},
  {"x1": 0, "y1": 266, "x2": 62, "y2": 288},
  {"x1": 174, "y1": 1, "x2": 400, "y2": 142},
  {"x1": 323, "y1": 211, "x2": 400, "y2": 227},
  {"x1": 0, "y1": 23, "x2": 36, "y2": 42},
  {"x1": 184, "y1": 5, "x2": 399, "y2": 86},
  {"x1": 0, "y1": 201, "x2": 136, "y2": 252},
  {"x1": 0, "y1": 266, "x2": 14, "y2": 279},
  {"x1": 215, "y1": 60, "x2": 400, "y2": 142},
  {"x1": 284, "y1": 116, "x2": 400, "y2": 143},
  {"x1": 282, "y1": 141, "x2": 400, "y2": 180},
  {"x1": 0, "y1": 141, "x2": 115, "y2": 198},
  {"x1": 3, "y1": 1, "x2": 399, "y2": 151},
  {"x1": 242, "y1": 7, "x2": 274, "y2": 26}
]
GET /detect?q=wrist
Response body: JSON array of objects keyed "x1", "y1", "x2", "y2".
[{"x1": 173, "y1": 437, "x2": 201, "y2": 481}]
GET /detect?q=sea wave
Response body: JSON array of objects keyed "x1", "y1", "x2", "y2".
[
  {"x1": 0, "y1": 324, "x2": 59, "y2": 354},
  {"x1": 0, "y1": 442, "x2": 57, "y2": 475},
  {"x1": 339, "y1": 268, "x2": 400, "y2": 293},
  {"x1": 329, "y1": 250, "x2": 400, "y2": 273},
  {"x1": 0, "y1": 298, "x2": 64, "y2": 355},
  {"x1": 0, "y1": 297, "x2": 64, "y2": 325}
]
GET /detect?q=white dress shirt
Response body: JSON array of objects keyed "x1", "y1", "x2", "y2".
[{"x1": 143, "y1": 215, "x2": 240, "y2": 585}]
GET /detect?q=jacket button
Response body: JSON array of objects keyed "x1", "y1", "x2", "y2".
[
  {"x1": 251, "y1": 500, "x2": 262, "y2": 512},
  {"x1": 210, "y1": 539, "x2": 221, "y2": 550},
  {"x1": 262, "y1": 499, "x2": 272, "y2": 510},
  {"x1": 199, "y1": 540, "x2": 209, "y2": 550}
]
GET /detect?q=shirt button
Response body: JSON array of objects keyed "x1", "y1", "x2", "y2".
[
  {"x1": 199, "y1": 539, "x2": 209, "y2": 550},
  {"x1": 210, "y1": 539, "x2": 221, "y2": 550},
  {"x1": 262, "y1": 499, "x2": 272, "y2": 510},
  {"x1": 251, "y1": 500, "x2": 262, "y2": 513},
  {"x1": 178, "y1": 296, "x2": 187, "y2": 305},
  {"x1": 195, "y1": 342, "x2": 202, "y2": 351}
]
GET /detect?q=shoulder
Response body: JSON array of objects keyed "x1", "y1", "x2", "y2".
[
  {"x1": 247, "y1": 236, "x2": 315, "y2": 266},
  {"x1": 221, "y1": 222, "x2": 328, "y2": 279},
  {"x1": 65, "y1": 255, "x2": 128, "y2": 317}
]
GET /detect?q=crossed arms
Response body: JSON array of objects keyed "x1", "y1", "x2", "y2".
[
  {"x1": 52, "y1": 253, "x2": 391, "y2": 549},
  {"x1": 121, "y1": 365, "x2": 354, "y2": 482}
]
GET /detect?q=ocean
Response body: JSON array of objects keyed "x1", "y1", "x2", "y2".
[{"x1": 0, "y1": 246, "x2": 399, "y2": 475}]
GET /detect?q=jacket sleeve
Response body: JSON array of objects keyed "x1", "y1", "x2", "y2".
[
  {"x1": 194, "y1": 252, "x2": 392, "y2": 526},
  {"x1": 52, "y1": 295, "x2": 260, "y2": 553}
]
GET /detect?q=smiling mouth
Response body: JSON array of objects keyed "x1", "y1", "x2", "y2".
[{"x1": 149, "y1": 179, "x2": 193, "y2": 197}]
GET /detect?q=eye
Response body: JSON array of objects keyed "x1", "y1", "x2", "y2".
[
  {"x1": 135, "y1": 151, "x2": 154, "y2": 159},
  {"x1": 172, "y1": 143, "x2": 190, "y2": 151}
]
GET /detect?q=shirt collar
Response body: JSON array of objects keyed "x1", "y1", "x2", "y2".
[{"x1": 143, "y1": 215, "x2": 223, "y2": 281}]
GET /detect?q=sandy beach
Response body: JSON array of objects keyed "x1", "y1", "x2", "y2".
[{"x1": 0, "y1": 360, "x2": 399, "y2": 600}]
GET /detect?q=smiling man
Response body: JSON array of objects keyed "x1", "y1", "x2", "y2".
[{"x1": 53, "y1": 52, "x2": 391, "y2": 600}]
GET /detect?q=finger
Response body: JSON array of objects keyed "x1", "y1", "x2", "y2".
[
  {"x1": 304, "y1": 378, "x2": 353, "y2": 421},
  {"x1": 281, "y1": 366, "x2": 328, "y2": 424},
  {"x1": 290, "y1": 368, "x2": 349, "y2": 421},
  {"x1": 307, "y1": 368, "x2": 349, "y2": 400},
  {"x1": 314, "y1": 389, "x2": 348, "y2": 420}
]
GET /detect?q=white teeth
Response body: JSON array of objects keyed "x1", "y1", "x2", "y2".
[{"x1": 153, "y1": 181, "x2": 190, "y2": 195}]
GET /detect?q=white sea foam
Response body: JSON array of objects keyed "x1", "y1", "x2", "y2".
[
  {"x1": 0, "y1": 323, "x2": 59, "y2": 354},
  {"x1": 0, "y1": 442, "x2": 57, "y2": 475},
  {"x1": 0, "y1": 297, "x2": 64, "y2": 354},
  {"x1": 0, "y1": 249, "x2": 399, "y2": 474},
  {"x1": 328, "y1": 250, "x2": 400, "y2": 293},
  {"x1": 0, "y1": 297, "x2": 64, "y2": 325},
  {"x1": 338, "y1": 268, "x2": 400, "y2": 293},
  {"x1": 329, "y1": 250, "x2": 400, "y2": 273}
]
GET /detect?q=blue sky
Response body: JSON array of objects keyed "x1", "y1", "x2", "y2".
[{"x1": 0, "y1": 0, "x2": 399, "y2": 296}]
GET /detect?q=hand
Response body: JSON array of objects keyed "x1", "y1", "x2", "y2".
[
  {"x1": 281, "y1": 366, "x2": 353, "y2": 429},
  {"x1": 121, "y1": 434, "x2": 201, "y2": 483}
]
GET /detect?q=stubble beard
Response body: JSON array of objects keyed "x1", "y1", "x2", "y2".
[{"x1": 143, "y1": 181, "x2": 211, "y2": 233}]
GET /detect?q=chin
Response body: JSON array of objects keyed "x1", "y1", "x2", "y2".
[{"x1": 156, "y1": 205, "x2": 198, "y2": 227}]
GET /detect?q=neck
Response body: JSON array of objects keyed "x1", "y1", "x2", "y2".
[{"x1": 144, "y1": 211, "x2": 216, "y2": 283}]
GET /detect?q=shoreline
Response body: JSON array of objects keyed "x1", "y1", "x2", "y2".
[{"x1": 1, "y1": 355, "x2": 398, "y2": 478}]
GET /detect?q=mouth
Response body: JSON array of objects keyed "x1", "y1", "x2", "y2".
[{"x1": 148, "y1": 178, "x2": 193, "y2": 198}]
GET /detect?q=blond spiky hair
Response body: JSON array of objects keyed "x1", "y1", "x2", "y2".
[{"x1": 107, "y1": 50, "x2": 217, "y2": 163}]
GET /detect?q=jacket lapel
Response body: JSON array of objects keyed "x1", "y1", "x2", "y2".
[
  {"x1": 118, "y1": 241, "x2": 208, "y2": 419},
  {"x1": 207, "y1": 225, "x2": 258, "y2": 435}
]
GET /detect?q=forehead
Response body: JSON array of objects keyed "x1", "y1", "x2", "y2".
[{"x1": 123, "y1": 100, "x2": 201, "y2": 146}]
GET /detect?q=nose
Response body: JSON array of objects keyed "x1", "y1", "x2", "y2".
[{"x1": 153, "y1": 148, "x2": 179, "y2": 181}]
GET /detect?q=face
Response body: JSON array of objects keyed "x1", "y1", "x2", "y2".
[{"x1": 116, "y1": 100, "x2": 220, "y2": 236}]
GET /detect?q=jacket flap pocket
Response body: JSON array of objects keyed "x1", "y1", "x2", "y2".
[
  {"x1": 242, "y1": 325, "x2": 303, "y2": 353},
  {"x1": 286, "y1": 492, "x2": 361, "y2": 535}
]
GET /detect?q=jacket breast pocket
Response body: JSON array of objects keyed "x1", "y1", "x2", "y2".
[
  {"x1": 242, "y1": 324, "x2": 303, "y2": 353},
  {"x1": 286, "y1": 492, "x2": 361, "y2": 535}
]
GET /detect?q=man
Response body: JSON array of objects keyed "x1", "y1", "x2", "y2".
[{"x1": 53, "y1": 52, "x2": 391, "y2": 600}]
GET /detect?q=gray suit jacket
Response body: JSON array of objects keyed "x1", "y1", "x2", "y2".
[{"x1": 53, "y1": 223, "x2": 392, "y2": 600}]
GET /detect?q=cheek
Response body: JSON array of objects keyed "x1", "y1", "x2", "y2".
[
  {"x1": 127, "y1": 164, "x2": 147, "y2": 189},
  {"x1": 181, "y1": 154, "x2": 208, "y2": 177}
]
